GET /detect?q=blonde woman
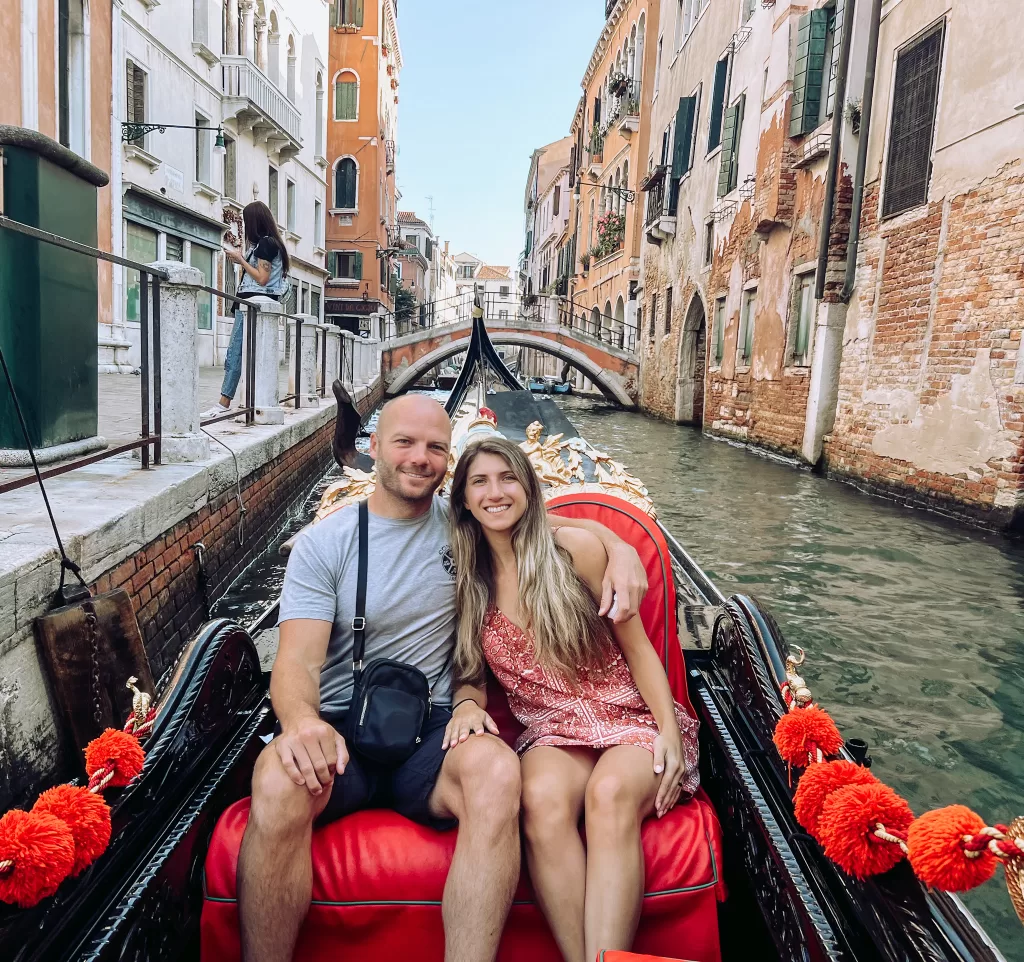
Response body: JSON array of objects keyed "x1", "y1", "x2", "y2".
[{"x1": 444, "y1": 437, "x2": 699, "y2": 962}]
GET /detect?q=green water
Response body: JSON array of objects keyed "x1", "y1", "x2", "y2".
[{"x1": 556, "y1": 395, "x2": 1024, "y2": 960}]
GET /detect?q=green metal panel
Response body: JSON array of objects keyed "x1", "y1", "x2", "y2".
[
  {"x1": 707, "y1": 58, "x2": 729, "y2": 152},
  {"x1": 790, "y1": 8, "x2": 830, "y2": 136},
  {"x1": 717, "y1": 95, "x2": 744, "y2": 197},
  {"x1": 0, "y1": 144, "x2": 99, "y2": 450},
  {"x1": 354, "y1": 251, "x2": 363, "y2": 279},
  {"x1": 672, "y1": 96, "x2": 697, "y2": 179}
]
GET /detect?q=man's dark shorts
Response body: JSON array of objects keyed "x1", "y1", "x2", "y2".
[{"x1": 287, "y1": 707, "x2": 456, "y2": 831}]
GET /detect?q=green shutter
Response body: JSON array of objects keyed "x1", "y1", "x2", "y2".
[
  {"x1": 336, "y1": 81, "x2": 357, "y2": 120},
  {"x1": 353, "y1": 0, "x2": 364, "y2": 26},
  {"x1": 354, "y1": 251, "x2": 363, "y2": 279},
  {"x1": 671, "y1": 96, "x2": 697, "y2": 179},
  {"x1": 717, "y1": 95, "x2": 745, "y2": 197},
  {"x1": 329, "y1": 0, "x2": 338, "y2": 27},
  {"x1": 825, "y1": 0, "x2": 844, "y2": 117},
  {"x1": 789, "y1": 9, "x2": 830, "y2": 136},
  {"x1": 707, "y1": 57, "x2": 729, "y2": 151}
]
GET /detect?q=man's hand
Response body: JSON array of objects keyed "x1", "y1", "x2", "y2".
[
  {"x1": 441, "y1": 700, "x2": 499, "y2": 749},
  {"x1": 275, "y1": 714, "x2": 348, "y2": 796},
  {"x1": 599, "y1": 540, "x2": 648, "y2": 623}
]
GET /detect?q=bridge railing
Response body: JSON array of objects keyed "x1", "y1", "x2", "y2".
[{"x1": 380, "y1": 290, "x2": 638, "y2": 356}]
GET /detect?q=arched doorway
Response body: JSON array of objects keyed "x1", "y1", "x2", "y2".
[
  {"x1": 613, "y1": 295, "x2": 626, "y2": 348},
  {"x1": 675, "y1": 295, "x2": 707, "y2": 425}
]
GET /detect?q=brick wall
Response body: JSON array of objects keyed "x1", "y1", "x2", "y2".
[
  {"x1": 824, "y1": 162, "x2": 1024, "y2": 531},
  {"x1": 90, "y1": 418, "x2": 336, "y2": 678}
]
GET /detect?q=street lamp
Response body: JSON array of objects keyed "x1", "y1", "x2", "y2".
[
  {"x1": 575, "y1": 179, "x2": 636, "y2": 204},
  {"x1": 121, "y1": 121, "x2": 227, "y2": 155}
]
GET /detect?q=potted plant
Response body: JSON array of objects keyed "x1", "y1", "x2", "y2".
[
  {"x1": 609, "y1": 72, "x2": 629, "y2": 96},
  {"x1": 580, "y1": 252, "x2": 591, "y2": 273}
]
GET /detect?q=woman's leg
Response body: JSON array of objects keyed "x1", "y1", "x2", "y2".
[
  {"x1": 582, "y1": 745, "x2": 660, "y2": 960},
  {"x1": 521, "y1": 746, "x2": 597, "y2": 962},
  {"x1": 219, "y1": 308, "x2": 245, "y2": 403}
]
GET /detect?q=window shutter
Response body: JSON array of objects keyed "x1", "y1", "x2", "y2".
[
  {"x1": 789, "y1": 9, "x2": 830, "y2": 136},
  {"x1": 707, "y1": 57, "x2": 729, "y2": 151},
  {"x1": 354, "y1": 251, "x2": 363, "y2": 279},
  {"x1": 671, "y1": 96, "x2": 697, "y2": 179},
  {"x1": 329, "y1": 0, "x2": 338, "y2": 27},
  {"x1": 126, "y1": 63, "x2": 135, "y2": 122},
  {"x1": 327, "y1": 251, "x2": 337, "y2": 277},
  {"x1": 353, "y1": 0, "x2": 364, "y2": 27},
  {"x1": 882, "y1": 23, "x2": 944, "y2": 217},
  {"x1": 825, "y1": 0, "x2": 845, "y2": 117},
  {"x1": 717, "y1": 94, "x2": 744, "y2": 197}
]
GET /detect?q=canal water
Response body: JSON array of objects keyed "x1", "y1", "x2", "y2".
[{"x1": 215, "y1": 392, "x2": 1023, "y2": 958}]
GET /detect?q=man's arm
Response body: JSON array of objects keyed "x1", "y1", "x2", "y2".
[{"x1": 547, "y1": 513, "x2": 648, "y2": 622}]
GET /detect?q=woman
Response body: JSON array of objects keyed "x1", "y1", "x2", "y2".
[
  {"x1": 444, "y1": 436, "x2": 699, "y2": 962},
  {"x1": 202, "y1": 201, "x2": 290, "y2": 418}
]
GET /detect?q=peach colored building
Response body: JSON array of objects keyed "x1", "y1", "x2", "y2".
[
  {"x1": 568, "y1": 0, "x2": 659, "y2": 348},
  {"x1": 324, "y1": 0, "x2": 400, "y2": 333},
  {"x1": 0, "y1": 0, "x2": 115, "y2": 334}
]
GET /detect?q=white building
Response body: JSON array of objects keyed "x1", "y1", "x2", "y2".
[
  {"x1": 113, "y1": 0, "x2": 330, "y2": 370},
  {"x1": 521, "y1": 136, "x2": 572, "y2": 298}
]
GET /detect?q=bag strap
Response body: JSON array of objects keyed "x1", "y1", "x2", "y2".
[{"x1": 352, "y1": 499, "x2": 369, "y2": 680}]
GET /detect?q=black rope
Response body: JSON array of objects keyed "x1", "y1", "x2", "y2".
[{"x1": 0, "y1": 344, "x2": 89, "y2": 601}]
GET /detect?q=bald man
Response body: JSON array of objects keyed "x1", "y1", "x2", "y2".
[{"x1": 237, "y1": 395, "x2": 648, "y2": 962}]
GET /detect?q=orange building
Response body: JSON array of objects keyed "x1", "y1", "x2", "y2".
[
  {"x1": 324, "y1": 0, "x2": 401, "y2": 332},
  {"x1": 568, "y1": 0, "x2": 659, "y2": 351}
]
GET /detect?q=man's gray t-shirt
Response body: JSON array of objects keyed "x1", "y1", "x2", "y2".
[{"x1": 278, "y1": 497, "x2": 456, "y2": 717}]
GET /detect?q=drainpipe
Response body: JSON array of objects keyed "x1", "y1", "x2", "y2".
[
  {"x1": 841, "y1": 0, "x2": 883, "y2": 302},
  {"x1": 814, "y1": 0, "x2": 857, "y2": 300}
]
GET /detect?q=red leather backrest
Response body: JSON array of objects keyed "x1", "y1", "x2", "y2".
[{"x1": 484, "y1": 492, "x2": 693, "y2": 741}]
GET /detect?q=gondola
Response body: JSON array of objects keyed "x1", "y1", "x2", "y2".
[{"x1": 1, "y1": 313, "x2": 1015, "y2": 962}]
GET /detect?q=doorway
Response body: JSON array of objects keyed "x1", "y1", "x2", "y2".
[{"x1": 675, "y1": 295, "x2": 707, "y2": 425}]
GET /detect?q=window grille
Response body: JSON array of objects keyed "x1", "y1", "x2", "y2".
[
  {"x1": 713, "y1": 297, "x2": 726, "y2": 363},
  {"x1": 665, "y1": 286, "x2": 673, "y2": 335}
]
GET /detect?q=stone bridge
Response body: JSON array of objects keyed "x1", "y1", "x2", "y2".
[{"x1": 382, "y1": 316, "x2": 640, "y2": 407}]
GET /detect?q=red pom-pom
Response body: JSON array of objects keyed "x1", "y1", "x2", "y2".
[
  {"x1": 794, "y1": 761, "x2": 879, "y2": 837},
  {"x1": 33, "y1": 785, "x2": 112, "y2": 876},
  {"x1": 817, "y1": 782, "x2": 914, "y2": 879},
  {"x1": 773, "y1": 707, "x2": 844, "y2": 768},
  {"x1": 84, "y1": 729, "x2": 144, "y2": 788},
  {"x1": 907, "y1": 805, "x2": 998, "y2": 892},
  {"x1": 0, "y1": 809, "x2": 76, "y2": 907}
]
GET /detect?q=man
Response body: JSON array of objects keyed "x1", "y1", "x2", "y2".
[{"x1": 237, "y1": 394, "x2": 648, "y2": 962}]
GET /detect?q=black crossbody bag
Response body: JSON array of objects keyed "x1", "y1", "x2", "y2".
[{"x1": 343, "y1": 500, "x2": 449, "y2": 765}]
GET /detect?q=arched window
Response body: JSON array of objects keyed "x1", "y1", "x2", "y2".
[
  {"x1": 267, "y1": 12, "x2": 280, "y2": 86},
  {"x1": 621, "y1": 160, "x2": 629, "y2": 215},
  {"x1": 334, "y1": 70, "x2": 359, "y2": 121},
  {"x1": 334, "y1": 157, "x2": 357, "y2": 210}
]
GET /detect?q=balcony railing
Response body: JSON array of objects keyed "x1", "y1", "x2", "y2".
[
  {"x1": 642, "y1": 166, "x2": 668, "y2": 228},
  {"x1": 607, "y1": 79, "x2": 642, "y2": 124},
  {"x1": 588, "y1": 127, "x2": 605, "y2": 167},
  {"x1": 221, "y1": 56, "x2": 302, "y2": 147}
]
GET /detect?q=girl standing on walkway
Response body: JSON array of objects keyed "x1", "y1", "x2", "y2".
[
  {"x1": 445, "y1": 436, "x2": 699, "y2": 962},
  {"x1": 203, "y1": 201, "x2": 290, "y2": 418}
]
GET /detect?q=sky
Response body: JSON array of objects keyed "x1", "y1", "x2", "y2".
[{"x1": 394, "y1": 0, "x2": 606, "y2": 269}]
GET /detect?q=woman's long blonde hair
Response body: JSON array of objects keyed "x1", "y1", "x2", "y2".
[{"x1": 449, "y1": 436, "x2": 612, "y2": 686}]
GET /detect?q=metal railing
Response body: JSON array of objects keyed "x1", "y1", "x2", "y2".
[
  {"x1": 643, "y1": 166, "x2": 669, "y2": 228},
  {"x1": 221, "y1": 56, "x2": 302, "y2": 143},
  {"x1": 607, "y1": 79, "x2": 642, "y2": 123},
  {"x1": 556, "y1": 299, "x2": 639, "y2": 355}
]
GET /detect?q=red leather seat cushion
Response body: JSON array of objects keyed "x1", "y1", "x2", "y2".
[{"x1": 203, "y1": 792, "x2": 723, "y2": 962}]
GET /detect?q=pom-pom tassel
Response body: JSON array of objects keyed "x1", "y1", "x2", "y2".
[
  {"x1": 907, "y1": 805, "x2": 999, "y2": 892},
  {"x1": 773, "y1": 706, "x2": 845, "y2": 772},
  {"x1": 0, "y1": 810, "x2": 76, "y2": 908},
  {"x1": 84, "y1": 729, "x2": 145, "y2": 791},
  {"x1": 794, "y1": 760, "x2": 879, "y2": 838},
  {"x1": 33, "y1": 785, "x2": 112, "y2": 876},
  {"x1": 817, "y1": 782, "x2": 914, "y2": 879}
]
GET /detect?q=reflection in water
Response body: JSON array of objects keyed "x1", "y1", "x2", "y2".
[{"x1": 556, "y1": 395, "x2": 1024, "y2": 959}]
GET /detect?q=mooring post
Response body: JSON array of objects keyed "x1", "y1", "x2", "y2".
[
  {"x1": 248, "y1": 296, "x2": 284, "y2": 425},
  {"x1": 147, "y1": 260, "x2": 209, "y2": 463}
]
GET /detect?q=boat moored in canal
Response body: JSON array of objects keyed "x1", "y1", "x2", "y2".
[{"x1": 1, "y1": 314, "x2": 1020, "y2": 962}]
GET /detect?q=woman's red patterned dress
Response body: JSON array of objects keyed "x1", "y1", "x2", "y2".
[{"x1": 481, "y1": 607, "x2": 700, "y2": 794}]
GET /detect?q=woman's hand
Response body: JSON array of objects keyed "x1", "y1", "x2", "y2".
[
  {"x1": 223, "y1": 246, "x2": 243, "y2": 265},
  {"x1": 653, "y1": 731, "x2": 686, "y2": 818},
  {"x1": 600, "y1": 541, "x2": 648, "y2": 623},
  {"x1": 442, "y1": 700, "x2": 499, "y2": 749}
]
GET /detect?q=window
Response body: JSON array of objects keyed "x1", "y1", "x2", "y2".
[
  {"x1": 882, "y1": 23, "x2": 944, "y2": 218},
  {"x1": 660, "y1": 126, "x2": 671, "y2": 166},
  {"x1": 405, "y1": 234, "x2": 419, "y2": 250},
  {"x1": 717, "y1": 94, "x2": 745, "y2": 197},
  {"x1": 125, "y1": 222, "x2": 158, "y2": 322},
  {"x1": 315, "y1": 73, "x2": 325, "y2": 156},
  {"x1": 334, "y1": 157, "x2": 357, "y2": 209},
  {"x1": 789, "y1": 6, "x2": 834, "y2": 136},
  {"x1": 742, "y1": 0, "x2": 756, "y2": 23},
  {"x1": 286, "y1": 180, "x2": 296, "y2": 232},
  {"x1": 664, "y1": 286, "x2": 673, "y2": 334},
  {"x1": 649, "y1": 292, "x2": 658, "y2": 341},
  {"x1": 499, "y1": 310, "x2": 509, "y2": 321},
  {"x1": 738, "y1": 288, "x2": 756, "y2": 364},
  {"x1": 314, "y1": 199, "x2": 323, "y2": 247},
  {"x1": 286, "y1": 36, "x2": 296, "y2": 102},
  {"x1": 713, "y1": 296, "x2": 726, "y2": 364},
  {"x1": 268, "y1": 165, "x2": 279, "y2": 220},
  {"x1": 193, "y1": 0, "x2": 208, "y2": 44},
  {"x1": 126, "y1": 61, "x2": 146, "y2": 148},
  {"x1": 195, "y1": 111, "x2": 211, "y2": 185},
  {"x1": 165, "y1": 234, "x2": 184, "y2": 262},
  {"x1": 703, "y1": 220, "x2": 715, "y2": 266},
  {"x1": 669, "y1": 94, "x2": 698, "y2": 214},
  {"x1": 59, "y1": 0, "x2": 86, "y2": 153},
  {"x1": 789, "y1": 271, "x2": 815, "y2": 365},
  {"x1": 331, "y1": 0, "x2": 364, "y2": 28},
  {"x1": 674, "y1": 0, "x2": 685, "y2": 51},
  {"x1": 310, "y1": 285, "x2": 322, "y2": 320},
  {"x1": 552, "y1": 187, "x2": 560, "y2": 217},
  {"x1": 223, "y1": 134, "x2": 236, "y2": 198},
  {"x1": 330, "y1": 250, "x2": 363, "y2": 279},
  {"x1": 654, "y1": 38, "x2": 662, "y2": 96},
  {"x1": 500, "y1": 285, "x2": 510, "y2": 297},
  {"x1": 190, "y1": 245, "x2": 214, "y2": 330},
  {"x1": 707, "y1": 55, "x2": 730, "y2": 152},
  {"x1": 334, "y1": 73, "x2": 358, "y2": 120}
]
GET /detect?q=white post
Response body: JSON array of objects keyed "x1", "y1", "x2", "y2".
[
  {"x1": 248, "y1": 296, "x2": 284, "y2": 424},
  {"x1": 324, "y1": 325, "x2": 341, "y2": 389},
  {"x1": 149, "y1": 261, "x2": 209, "y2": 462},
  {"x1": 287, "y1": 316, "x2": 319, "y2": 406}
]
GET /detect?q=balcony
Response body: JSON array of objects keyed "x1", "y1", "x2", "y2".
[
  {"x1": 641, "y1": 165, "x2": 675, "y2": 244},
  {"x1": 587, "y1": 127, "x2": 605, "y2": 176},
  {"x1": 608, "y1": 79, "x2": 642, "y2": 135},
  {"x1": 221, "y1": 56, "x2": 302, "y2": 160},
  {"x1": 385, "y1": 139, "x2": 395, "y2": 174}
]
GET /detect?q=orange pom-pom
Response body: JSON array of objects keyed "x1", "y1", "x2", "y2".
[
  {"x1": 907, "y1": 805, "x2": 998, "y2": 892},
  {"x1": 33, "y1": 785, "x2": 112, "y2": 876},
  {"x1": 817, "y1": 782, "x2": 914, "y2": 879},
  {"x1": 0, "y1": 809, "x2": 75, "y2": 907},
  {"x1": 794, "y1": 760, "x2": 878, "y2": 837},
  {"x1": 773, "y1": 707, "x2": 844, "y2": 768},
  {"x1": 84, "y1": 729, "x2": 144, "y2": 789}
]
